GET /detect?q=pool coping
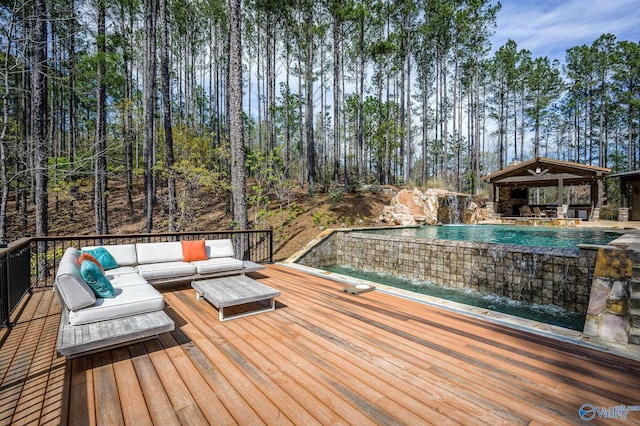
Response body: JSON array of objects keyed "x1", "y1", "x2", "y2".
[{"x1": 280, "y1": 260, "x2": 640, "y2": 362}]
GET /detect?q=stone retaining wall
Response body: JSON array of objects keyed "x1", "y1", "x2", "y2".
[
  {"x1": 583, "y1": 247, "x2": 633, "y2": 343},
  {"x1": 296, "y1": 230, "x2": 598, "y2": 313}
]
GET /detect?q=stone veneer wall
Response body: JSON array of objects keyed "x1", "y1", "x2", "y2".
[
  {"x1": 295, "y1": 231, "x2": 342, "y2": 267},
  {"x1": 297, "y1": 230, "x2": 598, "y2": 313},
  {"x1": 583, "y1": 247, "x2": 633, "y2": 344}
]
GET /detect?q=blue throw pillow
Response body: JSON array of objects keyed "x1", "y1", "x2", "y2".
[
  {"x1": 83, "y1": 247, "x2": 118, "y2": 270},
  {"x1": 80, "y1": 260, "x2": 115, "y2": 298}
]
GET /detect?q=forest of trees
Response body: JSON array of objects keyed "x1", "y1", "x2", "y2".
[{"x1": 0, "y1": 0, "x2": 639, "y2": 242}]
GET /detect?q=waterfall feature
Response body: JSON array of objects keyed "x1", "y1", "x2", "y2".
[{"x1": 446, "y1": 194, "x2": 461, "y2": 224}]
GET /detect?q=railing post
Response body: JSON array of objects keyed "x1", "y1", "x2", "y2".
[
  {"x1": 0, "y1": 250, "x2": 7, "y2": 327},
  {"x1": 269, "y1": 228, "x2": 274, "y2": 263}
]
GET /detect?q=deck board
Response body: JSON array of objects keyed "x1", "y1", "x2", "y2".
[
  {"x1": 127, "y1": 342, "x2": 182, "y2": 426},
  {"x1": 69, "y1": 355, "x2": 94, "y2": 426},
  {"x1": 1, "y1": 265, "x2": 640, "y2": 424},
  {"x1": 156, "y1": 332, "x2": 236, "y2": 425},
  {"x1": 167, "y1": 291, "x2": 298, "y2": 425},
  {"x1": 110, "y1": 347, "x2": 153, "y2": 426},
  {"x1": 91, "y1": 351, "x2": 125, "y2": 425},
  {"x1": 269, "y1": 280, "x2": 543, "y2": 424},
  {"x1": 272, "y1": 268, "x2": 638, "y2": 422}
]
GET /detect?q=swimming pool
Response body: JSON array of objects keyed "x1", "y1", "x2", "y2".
[
  {"x1": 295, "y1": 228, "x2": 601, "y2": 330},
  {"x1": 369, "y1": 224, "x2": 619, "y2": 249},
  {"x1": 325, "y1": 264, "x2": 586, "y2": 330}
]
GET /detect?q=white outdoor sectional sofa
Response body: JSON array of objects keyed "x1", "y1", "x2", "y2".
[{"x1": 54, "y1": 239, "x2": 264, "y2": 357}]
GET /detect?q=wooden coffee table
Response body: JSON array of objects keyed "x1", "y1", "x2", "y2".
[{"x1": 192, "y1": 275, "x2": 280, "y2": 321}]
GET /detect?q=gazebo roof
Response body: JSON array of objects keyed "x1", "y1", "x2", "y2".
[
  {"x1": 608, "y1": 170, "x2": 640, "y2": 180},
  {"x1": 481, "y1": 157, "x2": 610, "y2": 188}
]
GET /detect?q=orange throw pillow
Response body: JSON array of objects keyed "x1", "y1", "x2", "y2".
[
  {"x1": 78, "y1": 252, "x2": 104, "y2": 272},
  {"x1": 181, "y1": 240, "x2": 208, "y2": 262}
]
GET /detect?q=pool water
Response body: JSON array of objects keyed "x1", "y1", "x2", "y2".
[
  {"x1": 369, "y1": 225, "x2": 618, "y2": 249},
  {"x1": 325, "y1": 264, "x2": 586, "y2": 330}
]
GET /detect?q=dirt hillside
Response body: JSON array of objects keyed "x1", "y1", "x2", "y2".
[{"x1": 6, "y1": 178, "x2": 395, "y2": 261}]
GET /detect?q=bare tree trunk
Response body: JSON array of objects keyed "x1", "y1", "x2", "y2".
[
  {"x1": 67, "y1": 0, "x2": 79, "y2": 219},
  {"x1": 143, "y1": 0, "x2": 157, "y2": 233},
  {"x1": 599, "y1": 84, "x2": 606, "y2": 168},
  {"x1": 376, "y1": 70, "x2": 383, "y2": 183},
  {"x1": 215, "y1": 28, "x2": 222, "y2": 150},
  {"x1": 320, "y1": 38, "x2": 326, "y2": 184},
  {"x1": 399, "y1": 58, "x2": 406, "y2": 184},
  {"x1": 498, "y1": 86, "x2": 504, "y2": 170},
  {"x1": 284, "y1": 27, "x2": 291, "y2": 176},
  {"x1": 68, "y1": 0, "x2": 76, "y2": 166},
  {"x1": 160, "y1": 0, "x2": 176, "y2": 232},
  {"x1": 384, "y1": 61, "x2": 390, "y2": 185},
  {"x1": 267, "y1": 15, "x2": 275, "y2": 152},
  {"x1": 406, "y1": 54, "x2": 412, "y2": 185},
  {"x1": 356, "y1": 14, "x2": 365, "y2": 182},
  {"x1": 342, "y1": 57, "x2": 348, "y2": 186},
  {"x1": 33, "y1": 0, "x2": 48, "y2": 237},
  {"x1": 452, "y1": 52, "x2": 458, "y2": 187},
  {"x1": 422, "y1": 74, "x2": 428, "y2": 184},
  {"x1": 256, "y1": 32, "x2": 262, "y2": 152},
  {"x1": 332, "y1": 9, "x2": 340, "y2": 182},
  {"x1": 95, "y1": 0, "x2": 108, "y2": 234},
  {"x1": 520, "y1": 87, "x2": 525, "y2": 161},
  {"x1": 0, "y1": 4, "x2": 17, "y2": 245},
  {"x1": 305, "y1": 6, "x2": 315, "y2": 194},
  {"x1": 229, "y1": 0, "x2": 248, "y2": 232},
  {"x1": 18, "y1": 39, "x2": 28, "y2": 232},
  {"x1": 118, "y1": 0, "x2": 135, "y2": 216},
  {"x1": 298, "y1": 40, "x2": 304, "y2": 188},
  {"x1": 627, "y1": 103, "x2": 635, "y2": 172},
  {"x1": 32, "y1": 0, "x2": 48, "y2": 278},
  {"x1": 474, "y1": 58, "x2": 481, "y2": 194}
]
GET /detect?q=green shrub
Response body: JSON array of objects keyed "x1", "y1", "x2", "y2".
[{"x1": 328, "y1": 182, "x2": 344, "y2": 208}]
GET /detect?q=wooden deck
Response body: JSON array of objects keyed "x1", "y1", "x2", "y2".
[{"x1": 2, "y1": 264, "x2": 640, "y2": 425}]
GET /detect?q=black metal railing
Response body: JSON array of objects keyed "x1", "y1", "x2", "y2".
[
  {"x1": 0, "y1": 229, "x2": 273, "y2": 328},
  {"x1": 0, "y1": 239, "x2": 32, "y2": 328}
]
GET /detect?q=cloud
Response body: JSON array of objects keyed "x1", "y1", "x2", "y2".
[{"x1": 491, "y1": 0, "x2": 640, "y2": 61}]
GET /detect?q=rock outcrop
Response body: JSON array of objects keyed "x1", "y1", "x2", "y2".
[{"x1": 378, "y1": 188, "x2": 478, "y2": 226}]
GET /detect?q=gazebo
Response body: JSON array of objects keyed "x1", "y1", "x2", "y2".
[{"x1": 481, "y1": 157, "x2": 610, "y2": 220}]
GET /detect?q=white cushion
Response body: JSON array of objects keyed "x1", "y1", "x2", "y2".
[
  {"x1": 136, "y1": 261, "x2": 197, "y2": 280},
  {"x1": 106, "y1": 272, "x2": 149, "y2": 288},
  {"x1": 205, "y1": 239, "x2": 235, "y2": 259},
  {"x1": 68, "y1": 284, "x2": 165, "y2": 325},
  {"x1": 83, "y1": 244, "x2": 138, "y2": 266},
  {"x1": 55, "y1": 248, "x2": 96, "y2": 311},
  {"x1": 136, "y1": 242, "x2": 183, "y2": 264},
  {"x1": 104, "y1": 266, "x2": 138, "y2": 275},
  {"x1": 191, "y1": 257, "x2": 244, "y2": 275}
]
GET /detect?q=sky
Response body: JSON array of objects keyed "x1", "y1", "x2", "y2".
[{"x1": 490, "y1": 0, "x2": 640, "y2": 62}]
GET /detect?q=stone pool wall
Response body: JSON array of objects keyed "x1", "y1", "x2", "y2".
[{"x1": 295, "y1": 230, "x2": 598, "y2": 313}]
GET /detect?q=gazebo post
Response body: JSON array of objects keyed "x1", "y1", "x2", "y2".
[
  {"x1": 591, "y1": 180, "x2": 603, "y2": 207},
  {"x1": 621, "y1": 178, "x2": 628, "y2": 208},
  {"x1": 557, "y1": 178, "x2": 563, "y2": 206}
]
